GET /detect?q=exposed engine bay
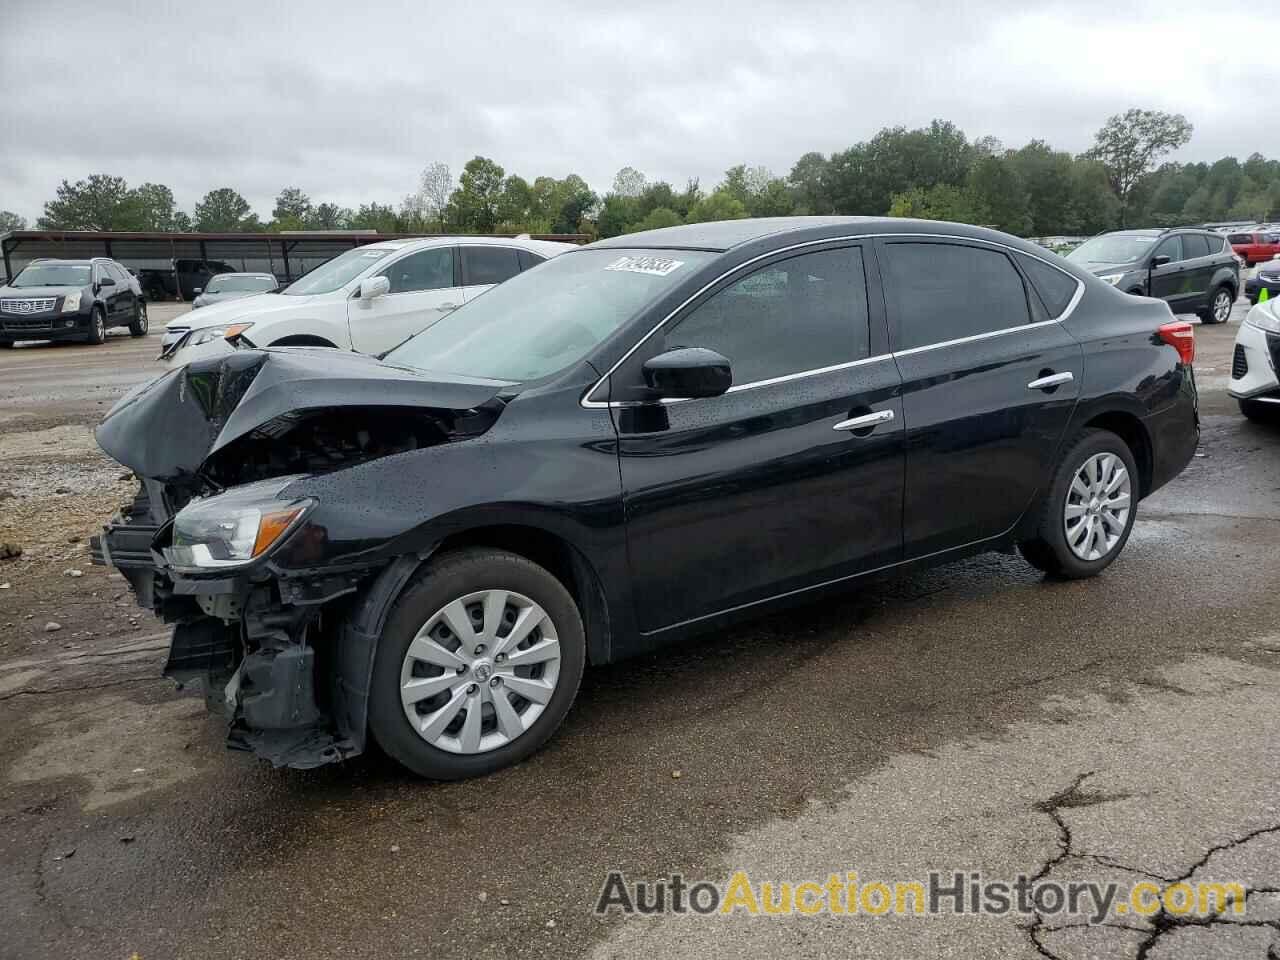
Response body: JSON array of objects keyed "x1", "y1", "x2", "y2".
[{"x1": 90, "y1": 348, "x2": 509, "y2": 768}]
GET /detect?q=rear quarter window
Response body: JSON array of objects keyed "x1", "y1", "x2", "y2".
[
  {"x1": 1228, "y1": 234, "x2": 1253, "y2": 244},
  {"x1": 1015, "y1": 254, "x2": 1080, "y2": 319},
  {"x1": 1181, "y1": 234, "x2": 1211, "y2": 259}
]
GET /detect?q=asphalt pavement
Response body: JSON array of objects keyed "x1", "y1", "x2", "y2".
[{"x1": 2, "y1": 297, "x2": 1279, "y2": 960}]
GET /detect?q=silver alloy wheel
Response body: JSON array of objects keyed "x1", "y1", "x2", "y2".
[
  {"x1": 1213, "y1": 289, "x2": 1232, "y2": 322},
  {"x1": 94, "y1": 310, "x2": 105, "y2": 340},
  {"x1": 1064, "y1": 452, "x2": 1131, "y2": 561},
  {"x1": 399, "y1": 589, "x2": 561, "y2": 754},
  {"x1": 137, "y1": 302, "x2": 148, "y2": 332}
]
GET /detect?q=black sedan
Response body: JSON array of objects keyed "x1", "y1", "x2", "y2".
[{"x1": 92, "y1": 217, "x2": 1200, "y2": 780}]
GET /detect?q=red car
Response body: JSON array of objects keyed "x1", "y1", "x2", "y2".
[{"x1": 1228, "y1": 230, "x2": 1280, "y2": 266}]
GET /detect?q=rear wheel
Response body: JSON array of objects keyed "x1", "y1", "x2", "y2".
[
  {"x1": 367, "y1": 548, "x2": 586, "y2": 780},
  {"x1": 1018, "y1": 429, "x2": 1139, "y2": 579},
  {"x1": 1239, "y1": 398, "x2": 1280, "y2": 423},
  {"x1": 0, "y1": 340, "x2": 12, "y2": 349},
  {"x1": 128, "y1": 300, "x2": 148, "y2": 337},
  {"x1": 1198, "y1": 285, "x2": 1233, "y2": 324},
  {"x1": 86, "y1": 306, "x2": 106, "y2": 345}
]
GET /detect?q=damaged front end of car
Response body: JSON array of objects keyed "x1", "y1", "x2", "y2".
[{"x1": 90, "y1": 348, "x2": 508, "y2": 768}]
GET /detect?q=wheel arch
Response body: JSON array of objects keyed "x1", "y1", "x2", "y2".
[
  {"x1": 268, "y1": 333, "x2": 340, "y2": 348},
  {"x1": 431, "y1": 524, "x2": 613, "y2": 667},
  {"x1": 1080, "y1": 410, "x2": 1153, "y2": 497}
]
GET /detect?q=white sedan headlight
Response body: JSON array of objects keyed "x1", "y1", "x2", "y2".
[
  {"x1": 1098, "y1": 273, "x2": 1125, "y2": 287},
  {"x1": 62, "y1": 292, "x2": 82, "y2": 312},
  {"x1": 1245, "y1": 303, "x2": 1280, "y2": 335},
  {"x1": 163, "y1": 478, "x2": 313, "y2": 571},
  {"x1": 188, "y1": 322, "x2": 253, "y2": 347}
]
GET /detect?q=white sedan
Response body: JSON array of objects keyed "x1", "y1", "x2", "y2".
[{"x1": 159, "y1": 235, "x2": 575, "y2": 366}]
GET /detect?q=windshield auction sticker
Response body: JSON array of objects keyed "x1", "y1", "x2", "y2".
[{"x1": 604, "y1": 255, "x2": 685, "y2": 276}]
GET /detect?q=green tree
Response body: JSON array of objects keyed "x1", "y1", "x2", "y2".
[
  {"x1": 271, "y1": 187, "x2": 313, "y2": 230},
  {"x1": 788, "y1": 152, "x2": 832, "y2": 215},
  {"x1": 310, "y1": 203, "x2": 349, "y2": 230},
  {"x1": 1009, "y1": 141, "x2": 1076, "y2": 235},
  {"x1": 888, "y1": 184, "x2": 987, "y2": 224},
  {"x1": 685, "y1": 189, "x2": 748, "y2": 223},
  {"x1": 631, "y1": 207, "x2": 682, "y2": 232},
  {"x1": 1084, "y1": 108, "x2": 1193, "y2": 226},
  {"x1": 348, "y1": 202, "x2": 401, "y2": 233},
  {"x1": 0, "y1": 210, "x2": 28, "y2": 232},
  {"x1": 611, "y1": 166, "x2": 646, "y2": 198},
  {"x1": 596, "y1": 194, "x2": 640, "y2": 238},
  {"x1": 966, "y1": 156, "x2": 1031, "y2": 234},
  {"x1": 447, "y1": 156, "x2": 506, "y2": 232},
  {"x1": 194, "y1": 188, "x2": 260, "y2": 231},
  {"x1": 39, "y1": 174, "x2": 134, "y2": 229},
  {"x1": 122, "y1": 182, "x2": 179, "y2": 230}
]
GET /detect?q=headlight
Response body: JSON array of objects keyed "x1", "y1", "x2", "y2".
[
  {"x1": 1246, "y1": 303, "x2": 1280, "y2": 335},
  {"x1": 188, "y1": 322, "x2": 252, "y2": 346},
  {"x1": 1098, "y1": 273, "x2": 1125, "y2": 287},
  {"x1": 62, "y1": 292, "x2": 82, "y2": 312},
  {"x1": 162, "y1": 478, "x2": 313, "y2": 571}
]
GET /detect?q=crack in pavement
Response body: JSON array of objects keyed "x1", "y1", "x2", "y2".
[
  {"x1": 1024, "y1": 784, "x2": 1280, "y2": 959},
  {"x1": 0, "y1": 675, "x2": 163, "y2": 702}
]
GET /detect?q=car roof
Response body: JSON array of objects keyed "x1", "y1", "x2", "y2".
[
  {"x1": 211, "y1": 271, "x2": 275, "y2": 278},
  {"x1": 361, "y1": 235, "x2": 577, "y2": 255}
]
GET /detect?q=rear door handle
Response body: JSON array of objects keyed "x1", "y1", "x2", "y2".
[
  {"x1": 833, "y1": 409, "x2": 895, "y2": 432},
  {"x1": 1027, "y1": 372, "x2": 1074, "y2": 391}
]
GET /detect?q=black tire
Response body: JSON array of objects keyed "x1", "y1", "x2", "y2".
[
  {"x1": 367, "y1": 547, "x2": 586, "y2": 780},
  {"x1": 0, "y1": 340, "x2": 13, "y2": 349},
  {"x1": 1239, "y1": 398, "x2": 1280, "y2": 423},
  {"x1": 1198, "y1": 285, "x2": 1233, "y2": 325},
  {"x1": 1018, "y1": 429, "x2": 1139, "y2": 580},
  {"x1": 86, "y1": 306, "x2": 106, "y2": 345},
  {"x1": 128, "y1": 300, "x2": 148, "y2": 337}
]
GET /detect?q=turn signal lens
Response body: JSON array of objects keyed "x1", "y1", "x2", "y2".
[
  {"x1": 1157, "y1": 321, "x2": 1195, "y2": 365},
  {"x1": 224, "y1": 322, "x2": 254, "y2": 340},
  {"x1": 252, "y1": 506, "x2": 305, "y2": 558}
]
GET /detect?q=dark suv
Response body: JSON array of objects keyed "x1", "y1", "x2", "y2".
[
  {"x1": 1066, "y1": 228, "x2": 1240, "y2": 324},
  {"x1": 0, "y1": 258, "x2": 148, "y2": 347}
]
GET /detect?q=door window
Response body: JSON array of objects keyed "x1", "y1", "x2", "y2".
[
  {"x1": 882, "y1": 242, "x2": 1030, "y2": 351},
  {"x1": 665, "y1": 247, "x2": 870, "y2": 385},
  {"x1": 1152, "y1": 235, "x2": 1183, "y2": 263},
  {"x1": 378, "y1": 247, "x2": 455, "y2": 294},
  {"x1": 1181, "y1": 234, "x2": 1210, "y2": 259},
  {"x1": 518, "y1": 250, "x2": 547, "y2": 271},
  {"x1": 461, "y1": 246, "x2": 521, "y2": 286}
]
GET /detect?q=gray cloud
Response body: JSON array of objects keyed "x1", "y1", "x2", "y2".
[{"x1": 1, "y1": 0, "x2": 1274, "y2": 223}]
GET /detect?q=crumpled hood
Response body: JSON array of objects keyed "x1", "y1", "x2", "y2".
[
  {"x1": 168, "y1": 293, "x2": 316, "y2": 330},
  {"x1": 96, "y1": 347, "x2": 510, "y2": 481}
]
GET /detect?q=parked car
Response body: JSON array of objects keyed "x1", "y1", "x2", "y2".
[
  {"x1": 91, "y1": 217, "x2": 1199, "y2": 779},
  {"x1": 158, "y1": 236, "x2": 574, "y2": 365},
  {"x1": 192, "y1": 272, "x2": 279, "y2": 309},
  {"x1": 1244, "y1": 255, "x2": 1280, "y2": 305},
  {"x1": 1066, "y1": 228, "x2": 1239, "y2": 324},
  {"x1": 1227, "y1": 230, "x2": 1280, "y2": 267},
  {"x1": 138, "y1": 258, "x2": 238, "y2": 301},
  {"x1": 0, "y1": 257, "x2": 148, "y2": 348},
  {"x1": 1228, "y1": 291, "x2": 1280, "y2": 421}
]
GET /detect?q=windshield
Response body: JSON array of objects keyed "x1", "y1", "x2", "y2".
[
  {"x1": 387, "y1": 248, "x2": 716, "y2": 382},
  {"x1": 11, "y1": 263, "x2": 91, "y2": 288},
  {"x1": 206, "y1": 275, "x2": 276, "y2": 294},
  {"x1": 282, "y1": 247, "x2": 391, "y2": 295},
  {"x1": 1067, "y1": 235, "x2": 1156, "y2": 265}
]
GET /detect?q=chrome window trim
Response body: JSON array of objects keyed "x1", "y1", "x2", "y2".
[{"x1": 580, "y1": 232, "x2": 1085, "y2": 409}]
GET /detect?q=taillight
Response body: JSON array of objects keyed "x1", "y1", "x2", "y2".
[{"x1": 1158, "y1": 321, "x2": 1195, "y2": 365}]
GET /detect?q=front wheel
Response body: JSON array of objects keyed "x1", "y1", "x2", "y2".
[
  {"x1": 1198, "y1": 286, "x2": 1233, "y2": 325},
  {"x1": 367, "y1": 548, "x2": 586, "y2": 780},
  {"x1": 86, "y1": 307, "x2": 106, "y2": 345},
  {"x1": 1018, "y1": 429, "x2": 1139, "y2": 579},
  {"x1": 128, "y1": 301, "x2": 148, "y2": 337}
]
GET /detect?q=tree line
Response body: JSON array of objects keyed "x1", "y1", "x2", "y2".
[{"x1": 5, "y1": 109, "x2": 1279, "y2": 241}]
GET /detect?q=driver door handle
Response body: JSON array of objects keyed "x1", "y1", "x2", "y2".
[
  {"x1": 1027, "y1": 372, "x2": 1074, "y2": 391},
  {"x1": 833, "y1": 409, "x2": 895, "y2": 432}
]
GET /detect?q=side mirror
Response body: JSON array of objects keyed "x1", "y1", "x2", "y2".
[
  {"x1": 359, "y1": 276, "x2": 391, "y2": 300},
  {"x1": 642, "y1": 347, "x2": 732, "y2": 400},
  {"x1": 1151, "y1": 255, "x2": 1171, "y2": 268},
  {"x1": 192, "y1": 287, "x2": 203, "y2": 296},
  {"x1": 98, "y1": 276, "x2": 116, "y2": 287}
]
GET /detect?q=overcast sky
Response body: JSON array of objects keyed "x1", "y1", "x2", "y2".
[{"x1": 2, "y1": 0, "x2": 1275, "y2": 224}]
